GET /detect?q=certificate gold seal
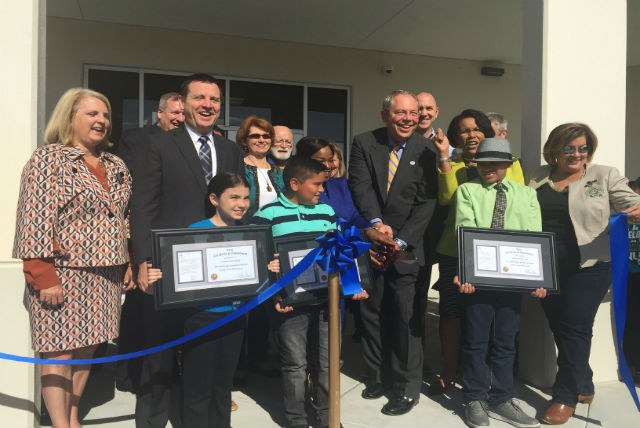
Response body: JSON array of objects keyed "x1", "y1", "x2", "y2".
[
  {"x1": 211, "y1": 273, "x2": 218, "y2": 280},
  {"x1": 502, "y1": 266, "x2": 509, "y2": 272}
]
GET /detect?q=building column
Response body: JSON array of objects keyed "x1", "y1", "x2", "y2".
[
  {"x1": 519, "y1": 0, "x2": 626, "y2": 387},
  {"x1": 0, "y1": 0, "x2": 44, "y2": 426}
]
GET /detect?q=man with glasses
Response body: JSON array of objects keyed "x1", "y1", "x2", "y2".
[
  {"x1": 270, "y1": 125, "x2": 294, "y2": 170},
  {"x1": 348, "y1": 90, "x2": 437, "y2": 416}
]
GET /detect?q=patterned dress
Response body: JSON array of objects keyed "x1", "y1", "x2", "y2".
[{"x1": 13, "y1": 145, "x2": 132, "y2": 353}]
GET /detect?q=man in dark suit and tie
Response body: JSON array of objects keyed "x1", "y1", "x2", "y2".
[
  {"x1": 115, "y1": 91, "x2": 184, "y2": 395},
  {"x1": 348, "y1": 90, "x2": 437, "y2": 416},
  {"x1": 130, "y1": 73, "x2": 243, "y2": 427}
]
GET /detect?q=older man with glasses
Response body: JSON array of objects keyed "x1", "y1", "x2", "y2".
[{"x1": 270, "y1": 125, "x2": 294, "y2": 170}]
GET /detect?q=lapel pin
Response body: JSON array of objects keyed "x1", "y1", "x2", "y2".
[{"x1": 409, "y1": 160, "x2": 416, "y2": 165}]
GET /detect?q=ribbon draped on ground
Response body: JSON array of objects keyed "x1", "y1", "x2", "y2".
[
  {"x1": 609, "y1": 212, "x2": 640, "y2": 411},
  {"x1": 0, "y1": 220, "x2": 368, "y2": 365}
]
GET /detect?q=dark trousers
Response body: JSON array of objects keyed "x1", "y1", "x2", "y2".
[
  {"x1": 274, "y1": 305, "x2": 329, "y2": 427},
  {"x1": 541, "y1": 262, "x2": 611, "y2": 406},
  {"x1": 135, "y1": 295, "x2": 184, "y2": 428},
  {"x1": 624, "y1": 272, "x2": 640, "y2": 369},
  {"x1": 460, "y1": 290, "x2": 521, "y2": 406},
  {"x1": 360, "y1": 267, "x2": 424, "y2": 399},
  {"x1": 182, "y1": 310, "x2": 245, "y2": 428},
  {"x1": 116, "y1": 288, "x2": 146, "y2": 393}
]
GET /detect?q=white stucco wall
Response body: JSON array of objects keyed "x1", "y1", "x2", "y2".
[{"x1": 45, "y1": 17, "x2": 525, "y2": 156}]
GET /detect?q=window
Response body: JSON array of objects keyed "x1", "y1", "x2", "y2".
[
  {"x1": 229, "y1": 80, "x2": 303, "y2": 129},
  {"x1": 307, "y1": 87, "x2": 348, "y2": 144},
  {"x1": 85, "y1": 65, "x2": 350, "y2": 152},
  {"x1": 87, "y1": 68, "x2": 139, "y2": 145}
]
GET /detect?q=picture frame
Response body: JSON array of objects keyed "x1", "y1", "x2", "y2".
[
  {"x1": 273, "y1": 231, "x2": 374, "y2": 308},
  {"x1": 151, "y1": 225, "x2": 274, "y2": 309},
  {"x1": 457, "y1": 226, "x2": 559, "y2": 293}
]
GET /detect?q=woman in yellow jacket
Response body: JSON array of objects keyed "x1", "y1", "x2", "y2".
[{"x1": 428, "y1": 109, "x2": 523, "y2": 394}]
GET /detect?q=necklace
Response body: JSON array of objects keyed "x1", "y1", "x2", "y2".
[{"x1": 257, "y1": 167, "x2": 273, "y2": 192}]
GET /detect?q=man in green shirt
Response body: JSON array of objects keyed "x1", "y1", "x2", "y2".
[{"x1": 453, "y1": 138, "x2": 546, "y2": 428}]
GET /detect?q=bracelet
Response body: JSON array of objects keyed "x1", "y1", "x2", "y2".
[{"x1": 439, "y1": 157, "x2": 451, "y2": 163}]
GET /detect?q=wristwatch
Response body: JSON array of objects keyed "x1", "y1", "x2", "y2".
[
  {"x1": 394, "y1": 238, "x2": 408, "y2": 252},
  {"x1": 439, "y1": 157, "x2": 451, "y2": 163}
]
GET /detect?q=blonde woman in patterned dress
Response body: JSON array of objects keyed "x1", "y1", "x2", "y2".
[{"x1": 13, "y1": 88, "x2": 133, "y2": 428}]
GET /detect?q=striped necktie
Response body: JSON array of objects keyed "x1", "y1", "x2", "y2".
[
  {"x1": 387, "y1": 143, "x2": 401, "y2": 191},
  {"x1": 490, "y1": 182, "x2": 507, "y2": 229},
  {"x1": 198, "y1": 136, "x2": 213, "y2": 184}
]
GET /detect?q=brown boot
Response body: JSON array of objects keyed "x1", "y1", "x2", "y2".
[
  {"x1": 578, "y1": 394, "x2": 594, "y2": 404},
  {"x1": 542, "y1": 402, "x2": 575, "y2": 424}
]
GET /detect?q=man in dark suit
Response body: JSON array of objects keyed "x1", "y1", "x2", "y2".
[
  {"x1": 348, "y1": 90, "x2": 437, "y2": 416},
  {"x1": 115, "y1": 92, "x2": 184, "y2": 395},
  {"x1": 116, "y1": 92, "x2": 184, "y2": 173},
  {"x1": 130, "y1": 74, "x2": 243, "y2": 427}
]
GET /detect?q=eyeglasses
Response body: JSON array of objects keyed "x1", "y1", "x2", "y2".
[
  {"x1": 459, "y1": 128, "x2": 483, "y2": 136},
  {"x1": 274, "y1": 138, "x2": 293, "y2": 146},
  {"x1": 247, "y1": 133, "x2": 271, "y2": 140},
  {"x1": 561, "y1": 145, "x2": 589, "y2": 154}
]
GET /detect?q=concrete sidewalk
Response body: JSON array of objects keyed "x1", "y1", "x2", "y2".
[{"x1": 73, "y1": 297, "x2": 640, "y2": 428}]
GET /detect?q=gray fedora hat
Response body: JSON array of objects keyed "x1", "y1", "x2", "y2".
[{"x1": 474, "y1": 138, "x2": 515, "y2": 163}]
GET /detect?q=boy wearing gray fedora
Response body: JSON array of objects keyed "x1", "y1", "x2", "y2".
[{"x1": 453, "y1": 138, "x2": 546, "y2": 428}]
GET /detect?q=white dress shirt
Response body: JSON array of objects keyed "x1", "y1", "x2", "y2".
[{"x1": 185, "y1": 123, "x2": 217, "y2": 177}]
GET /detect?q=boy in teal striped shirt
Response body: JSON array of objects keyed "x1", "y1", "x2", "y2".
[{"x1": 252, "y1": 155, "x2": 336, "y2": 428}]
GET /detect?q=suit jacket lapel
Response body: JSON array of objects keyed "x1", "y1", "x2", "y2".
[
  {"x1": 213, "y1": 135, "x2": 229, "y2": 171},
  {"x1": 371, "y1": 129, "x2": 390, "y2": 203},
  {"x1": 387, "y1": 133, "x2": 423, "y2": 198},
  {"x1": 172, "y1": 127, "x2": 207, "y2": 194}
]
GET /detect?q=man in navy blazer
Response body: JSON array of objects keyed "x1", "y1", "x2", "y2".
[
  {"x1": 348, "y1": 90, "x2": 437, "y2": 416},
  {"x1": 130, "y1": 74, "x2": 243, "y2": 427}
]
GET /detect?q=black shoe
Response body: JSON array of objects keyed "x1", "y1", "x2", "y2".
[
  {"x1": 427, "y1": 377, "x2": 453, "y2": 395},
  {"x1": 381, "y1": 396, "x2": 418, "y2": 416},
  {"x1": 361, "y1": 383, "x2": 386, "y2": 399}
]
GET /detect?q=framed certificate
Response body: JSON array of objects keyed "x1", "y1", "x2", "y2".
[
  {"x1": 458, "y1": 226, "x2": 559, "y2": 293},
  {"x1": 151, "y1": 225, "x2": 274, "y2": 309},
  {"x1": 273, "y1": 232, "x2": 374, "y2": 308}
]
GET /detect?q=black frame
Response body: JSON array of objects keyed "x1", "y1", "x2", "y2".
[
  {"x1": 274, "y1": 232, "x2": 374, "y2": 308},
  {"x1": 458, "y1": 226, "x2": 559, "y2": 293},
  {"x1": 151, "y1": 225, "x2": 274, "y2": 309}
]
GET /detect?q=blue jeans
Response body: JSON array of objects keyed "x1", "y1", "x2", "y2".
[
  {"x1": 541, "y1": 262, "x2": 611, "y2": 406},
  {"x1": 275, "y1": 305, "x2": 329, "y2": 427},
  {"x1": 460, "y1": 290, "x2": 521, "y2": 406}
]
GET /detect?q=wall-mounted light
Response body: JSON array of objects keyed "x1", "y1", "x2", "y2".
[{"x1": 481, "y1": 66, "x2": 505, "y2": 77}]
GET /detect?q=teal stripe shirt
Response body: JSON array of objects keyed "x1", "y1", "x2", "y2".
[{"x1": 251, "y1": 194, "x2": 337, "y2": 237}]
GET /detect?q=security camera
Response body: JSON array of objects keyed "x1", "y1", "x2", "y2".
[{"x1": 382, "y1": 65, "x2": 394, "y2": 75}]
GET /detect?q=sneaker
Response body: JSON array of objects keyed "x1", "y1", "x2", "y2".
[
  {"x1": 487, "y1": 399, "x2": 539, "y2": 428},
  {"x1": 465, "y1": 400, "x2": 490, "y2": 428}
]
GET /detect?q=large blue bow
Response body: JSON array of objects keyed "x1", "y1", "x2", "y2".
[{"x1": 314, "y1": 218, "x2": 371, "y2": 295}]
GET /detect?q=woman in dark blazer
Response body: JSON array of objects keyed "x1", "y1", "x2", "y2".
[{"x1": 13, "y1": 88, "x2": 132, "y2": 428}]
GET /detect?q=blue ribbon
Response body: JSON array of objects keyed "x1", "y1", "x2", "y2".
[
  {"x1": 314, "y1": 219, "x2": 371, "y2": 296},
  {"x1": 609, "y1": 213, "x2": 640, "y2": 411},
  {"x1": 0, "y1": 220, "x2": 368, "y2": 365}
]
